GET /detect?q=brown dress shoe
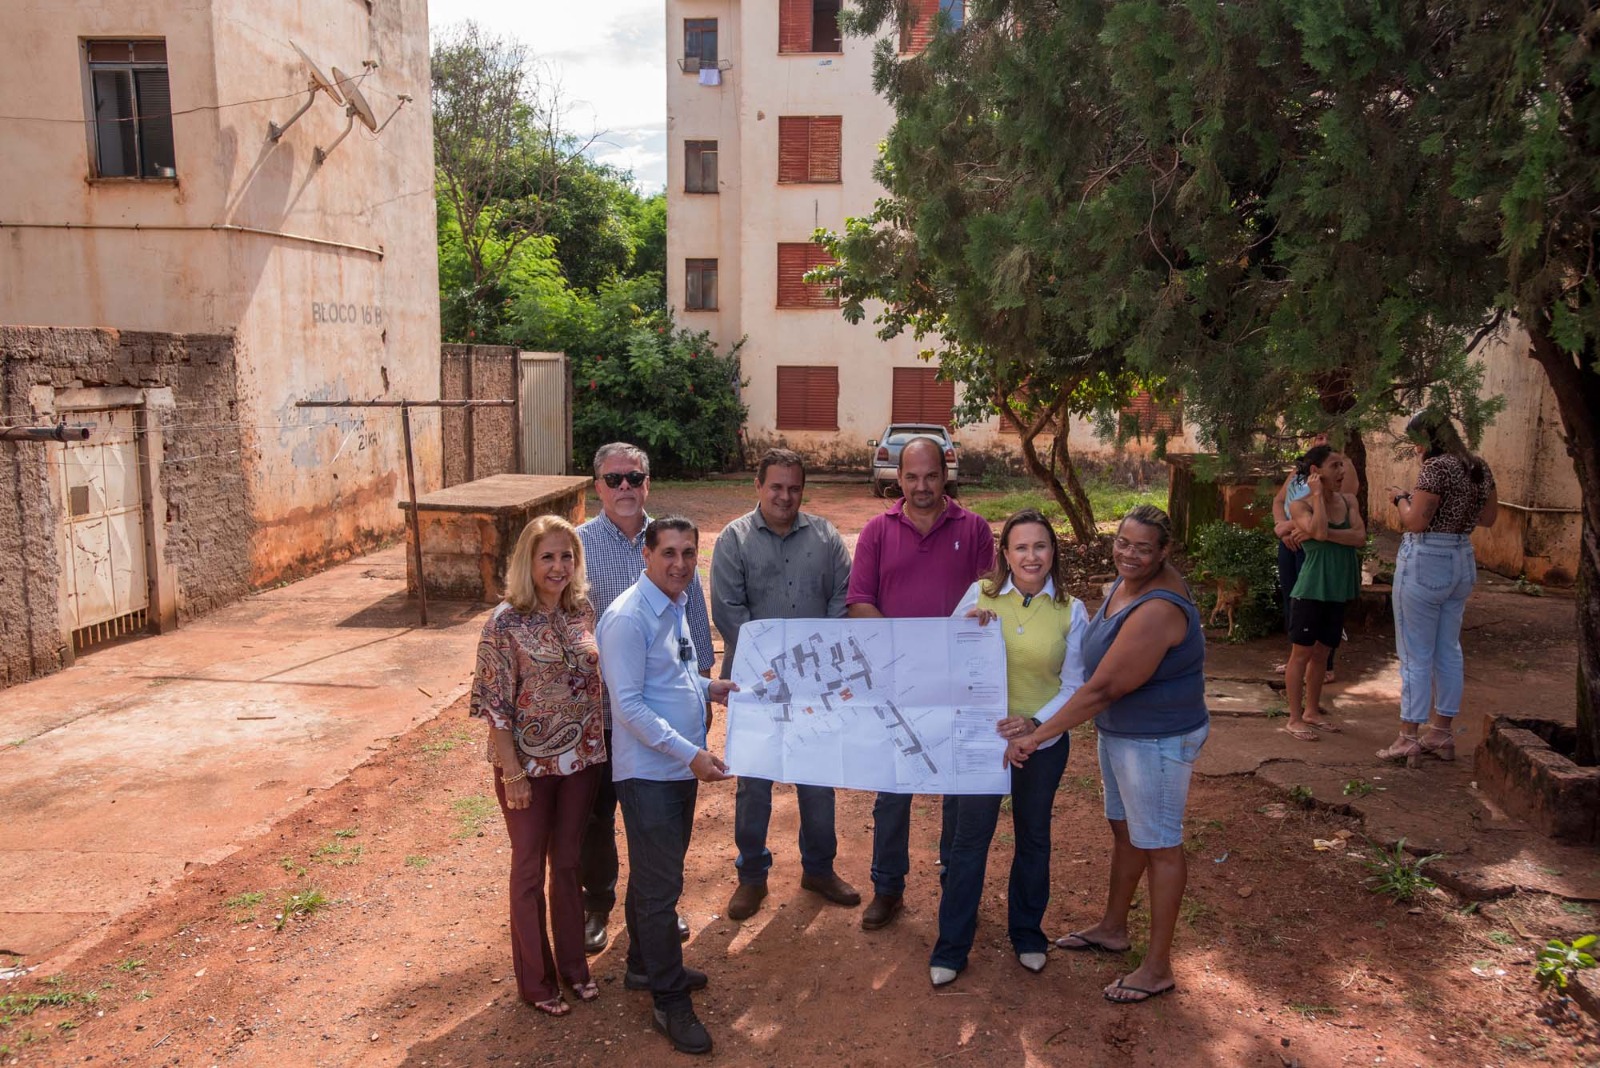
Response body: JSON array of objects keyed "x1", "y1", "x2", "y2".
[
  {"x1": 800, "y1": 872, "x2": 862, "y2": 907},
  {"x1": 860, "y1": 892, "x2": 903, "y2": 930},
  {"x1": 726, "y1": 882, "x2": 768, "y2": 921}
]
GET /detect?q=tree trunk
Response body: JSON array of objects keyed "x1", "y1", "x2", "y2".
[
  {"x1": 998, "y1": 391, "x2": 1096, "y2": 543},
  {"x1": 1050, "y1": 411, "x2": 1097, "y2": 531},
  {"x1": 1525, "y1": 320, "x2": 1600, "y2": 766},
  {"x1": 1344, "y1": 427, "x2": 1370, "y2": 527}
]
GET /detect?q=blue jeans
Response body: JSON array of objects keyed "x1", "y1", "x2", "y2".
[
  {"x1": 615, "y1": 777, "x2": 698, "y2": 1010},
  {"x1": 1393, "y1": 533, "x2": 1476, "y2": 724},
  {"x1": 1099, "y1": 723, "x2": 1209, "y2": 850},
  {"x1": 734, "y1": 777, "x2": 837, "y2": 884},
  {"x1": 931, "y1": 735, "x2": 1071, "y2": 971},
  {"x1": 871, "y1": 793, "x2": 959, "y2": 896}
]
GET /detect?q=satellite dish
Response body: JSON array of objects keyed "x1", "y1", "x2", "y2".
[
  {"x1": 294, "y1": 41, "x2": 344, "y2": 104},
  {"x1": 269, "y1": 41, "x2": 344, "y2": 142},
  {"x1": 334, "y1": 68, "x2": 379, "y2": 133}
]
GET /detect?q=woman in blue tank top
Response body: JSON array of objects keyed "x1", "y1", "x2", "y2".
[{"x1": 1006, "y1": 504, "x2": 1208, "y2": 1006}]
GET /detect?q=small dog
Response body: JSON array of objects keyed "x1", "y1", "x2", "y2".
[{"x1": 1208, "y1": 577, "x2": 1248, "y2": 637}]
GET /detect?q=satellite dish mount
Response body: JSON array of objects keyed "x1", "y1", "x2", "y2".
[
  {"x1": 315, "y1": 67, "x2": 413, "y2": 166},
  {"x1": 269, "y1": 42, "x2": 344, "y2": 142}
]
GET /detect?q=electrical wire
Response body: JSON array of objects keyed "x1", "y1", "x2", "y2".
[{"x1": 0, "y1": 68, "x2": 381, "y2": 127}]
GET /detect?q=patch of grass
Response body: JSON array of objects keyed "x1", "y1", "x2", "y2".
[
  {"x1": 451, "y1": 795, "x2": 497, "y2": 838},
  {"x1": 1288, "y1": 784, "x2": 1315, "y2": 809},
  {"x1": 1287, "y1": 1003, "x2": 1339, "y2": 1020},
  {"x1": 421, "y1": 728, "x2": 475, "y2": 757},
  {"x1": 999, "y1": 796, "x2": 1013, "y2": 814},
  {"x1": 225, "y1": 891, "x2": 264, "y2": 922},
  {"x1": 133, "y1": 990, "x2": 152, "y2": 1003},
  {"x1": 1487, "y1": 930, "x2": 1517, "y2": 946},
  {"x1": 1263, "y1": 701, "x2": 1288, "y2": 719},
  {"x1": 275, "y1": 887, "x2": 331, "y2": 932},
  {"x1": 113, "y1": 957, "x2": 144, "y2": 973},
  {"x1": 996, "y1": 832, "x2": 1015, "y2": 846},
  {"x1": 0, "y1": 984, "x2": 88, "y2": 1029},
  {"x1": 1181, "y1": 898, "x2": 1210, "y2": 927},
  {"x1": 1342, "y1": 778, "x2": 1375, "y2": 798},
  {"x1": 405, "y1": 854, "x2": 432, "y2": 869},
  {"x1": 1364, "y1": 838, "x2": 1442, "y2": 903},
  {"x1": 312, "y1": 839, "x2": 364, "y2": 866},
  {"x1": 278, "y1": 856, "x2": 306, "y2": 877},
  {"x1": 332, "y1": 827, "x2": 359, "y2": 839},
  {"x1": 56, "y1": 1019, "x2": 77, "y2": 1033},
  {"x1": 1067, "y1": 774, "x2": 1098, "y2": 792},
  {"x1": 964, "y1": 478, "x2": 1166, "y2": 527},
  {"x1": 1561, "y1": 901, "x2": 1595, "y2": 918}
]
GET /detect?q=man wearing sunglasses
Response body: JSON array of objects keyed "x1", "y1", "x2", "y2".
[
  {"x1": 597, "y1": 516, "x2": 739, "y2": 1055},
  {"x1": 577, "y1": 443, "x2": 715, "y2": 957}
]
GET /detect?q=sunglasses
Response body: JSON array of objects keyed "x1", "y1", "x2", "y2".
[{"x1": 601, "y1": 471, "x2": 648, "y2": 489}]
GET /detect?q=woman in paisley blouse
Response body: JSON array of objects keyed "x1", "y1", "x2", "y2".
[{"x1": 472, "y1": 515, "x2": 607, "y2": 1016}]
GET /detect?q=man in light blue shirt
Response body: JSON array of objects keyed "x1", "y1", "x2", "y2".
[
  {"x1": 597, "y1": 516, "x2": 736, "y2": 1056},
  {"x1": 575, "y1": 442, "x2": 714, "y2": 955}
]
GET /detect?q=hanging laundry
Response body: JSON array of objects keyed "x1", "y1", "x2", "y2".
[{"x1": 699, "y1": 67, "x2": 721, "y2": 87}]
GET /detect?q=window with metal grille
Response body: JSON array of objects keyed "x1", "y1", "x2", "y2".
[
  {"x1": 778, "y1": 116, "x2": 842, "y2": 183},
  {"x1": 776, "y1": 366, "x2": 840, "y2": 430},
  {"x1": 685, "y1": 140, "x2": 718, "y2": 193},
  {"x1": 686, "y1": 259, "x2": 718, "y2": 310},
  {"x1": 84, "y1": 39, "x2": 176, "y2": 179},
  {"x1": 891, "y1": 367, "x2": 955, "y2": 425},
  {"x1": 683, "y1": 19, "x2": 718, "y2": 71},
  {"x1": 900, "y1": 0, "x2": 962, "y2": 52},
  {"x1": 779, "y1": 0, "x2": 843, "y2": 53},
  {"x1": 776, "y1": 243, "x2": 838, "y2": 308}
]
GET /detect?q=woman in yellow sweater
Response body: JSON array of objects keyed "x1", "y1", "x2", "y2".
[{"x1": 930, "y1": 509, "x2": 1088, "y2": 986}]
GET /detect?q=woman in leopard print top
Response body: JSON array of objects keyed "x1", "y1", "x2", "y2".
[{"x1": 1379, "y1": 410, "x2": 1499, "y2": 766}]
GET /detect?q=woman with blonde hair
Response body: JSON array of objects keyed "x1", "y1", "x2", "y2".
[{"x1": 471, "y1": 514, "x2": 607, "y2": 1016}]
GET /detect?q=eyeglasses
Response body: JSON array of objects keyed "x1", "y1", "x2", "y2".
[
  {"x1": 601, "y1": 471, "x2": 648, "y2": 489},
  {"x1": 678, "y1": 637, "x2": 694, "y2": 663},
  {"x1": 1113, "y1": 536, "x2": 1159, "y2": 560}
]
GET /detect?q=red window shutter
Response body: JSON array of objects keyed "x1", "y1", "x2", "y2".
[
  {"x1": 777, "y1": 242, "x2": 838, "y2": 308},
  {"x1": 891, "y1": 367, "x2": 955, "y2": 424},
  {"x1": 1120, "y1": 390, "x2": 1183, "y2": 434},
  {"x1": 776, "y1": 366, "x2": 839, "y2": 430},
  {"x1": 900, "y1": 0, "x2": 940, "y2": 53},
  {"x1": 778, "y1": 117, "x2": 810, "y2": 183},
  {"x1": 808, "y1": 116, "x2": 842, "y2": 182},
  {"x1": 779, "y1": 0, "x2": 811, "y2": 54}
]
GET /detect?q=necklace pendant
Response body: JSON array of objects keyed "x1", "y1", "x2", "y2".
[{"x1": 1016, "y1": 624, "x2": 1025, "y2": 635}]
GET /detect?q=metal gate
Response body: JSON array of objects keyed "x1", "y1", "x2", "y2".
[
  {"x1": 518, "y1": 351, "x2": 572, "y2": 475},
  {"x1": 58, "y1": 408, "x2": 149, "y2": 651}
]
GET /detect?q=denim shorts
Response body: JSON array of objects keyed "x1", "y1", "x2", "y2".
[{"x1": 1098, "y1": 722, "x2": 1210, "y2": 849}]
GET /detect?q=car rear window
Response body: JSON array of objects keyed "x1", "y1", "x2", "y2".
[{"x1": 886, "y1": 427, "x2": 946, "y2": 445}]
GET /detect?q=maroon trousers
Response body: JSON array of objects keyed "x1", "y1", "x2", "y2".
[{"x1": 495, "y1": 762, "x2": 604, "y2": 1003}]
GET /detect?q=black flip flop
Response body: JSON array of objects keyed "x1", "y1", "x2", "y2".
[
  {"x1": 1103, "y1": 978, "x2": 1177, "y2": 1004},
  {"x1": 1054, "y1": 932, "x2": 1129, "y2": 953}
]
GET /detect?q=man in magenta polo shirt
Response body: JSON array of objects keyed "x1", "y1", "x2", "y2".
[{"x1": 847, "y1": 436, "x2": 996, "y2": 930}]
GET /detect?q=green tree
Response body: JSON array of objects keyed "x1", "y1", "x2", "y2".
[{"x1": 843, "y1": 0, "x2": 1598, "y2": 759}]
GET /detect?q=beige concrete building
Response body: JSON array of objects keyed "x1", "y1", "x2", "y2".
[
  {"x1": 663, "y1": 0, "x2": 1196, "y2": 470},
  {"x1": 0, "y1": 0, "x2": 439, "y2": 685}
]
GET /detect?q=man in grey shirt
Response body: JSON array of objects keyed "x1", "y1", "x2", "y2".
[{"x1": 711, "y1": 448, "x2": 861, "y2": 921}]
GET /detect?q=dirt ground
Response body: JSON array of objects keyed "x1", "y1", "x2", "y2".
[{"x1": 3, "y1": 479, "x2": 1598, "y2": 1067}]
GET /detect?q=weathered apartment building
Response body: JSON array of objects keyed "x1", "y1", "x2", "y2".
[
  {"x1": 663, "y1": 0, "x2": 1195, "y2": 467},
  {"x1": 0, "y1": 0, "x2": 440, "y2": 687}
]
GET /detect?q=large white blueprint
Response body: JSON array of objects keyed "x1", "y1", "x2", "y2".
[{"x1": 725, "y1": 617, "x2": 1011, "y2": 795}]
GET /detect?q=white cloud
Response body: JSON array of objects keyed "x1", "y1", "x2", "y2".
[{"x1": 429, "y1": 0, "x2": 668, "y2": 189}]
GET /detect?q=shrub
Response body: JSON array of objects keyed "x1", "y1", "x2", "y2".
[{"x1": 1187, "y1": 521, "x2": 1280, "y2": 641}]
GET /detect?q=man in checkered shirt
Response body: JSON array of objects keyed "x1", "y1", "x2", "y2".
[{"x1": 576, "y1": 442, "x2": 714, "y2": 956}]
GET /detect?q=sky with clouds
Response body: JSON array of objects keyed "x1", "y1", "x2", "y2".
[{"x1": 428, "y1": 0, "x2": 670, "y2": 192}]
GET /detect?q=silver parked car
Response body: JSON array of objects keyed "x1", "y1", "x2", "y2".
[{"x1": 868, "y1": 424, "x2": 959, "y2": 497}]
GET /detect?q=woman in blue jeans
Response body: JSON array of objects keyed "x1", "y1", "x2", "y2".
[
  {"x1": 1380, "y1": 409, "x2": 1498, "y2": 766},
  {"x1": 930, "y1": 510, "x2": 1088, "y2": 986},
  {"x1": 1007, "y1": 505, "x2": 1208, "y2": 1006}
]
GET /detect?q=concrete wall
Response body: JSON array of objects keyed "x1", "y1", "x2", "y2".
[
  {"x1": 0, "y1": 0, "x2": 440, "y2": 586},
  {"x1": 0, "y1": 326, "x2": 251, "y2": 687},
  {"x1": 1365, "y1": 324, "x2": 1582, "y2": 582}
]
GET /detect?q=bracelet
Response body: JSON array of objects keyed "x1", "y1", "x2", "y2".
[
  {"x1": 1391, "y1": 492, "x2": 1412, "y2": 507},
  {"x1": 502, "y1": 769, "x2": 528, "y2": 785}
]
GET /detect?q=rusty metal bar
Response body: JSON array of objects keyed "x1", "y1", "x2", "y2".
[{"x1": 400, "y1": 401, "x2": 429, "y2": 628}]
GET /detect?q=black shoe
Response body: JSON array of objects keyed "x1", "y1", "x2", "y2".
[
  {"x1": 861, "y1": 893, "x2": 903, "y2": 931},
  {"x1": 584, "y1": 911, "x2": 608, "y2": 956},
  {"x1": 677, "y1": 912, "x2": 691, "y2": 942},
  {"x1": 800, "y1": 872, "x2": 862, "y2": 907},
  {"x1": 625, "y1": 966, "x2": 708, "y2": 992},
  {"x1": 652, "y1": 1003, "x2": 713, "y2": 1055}
]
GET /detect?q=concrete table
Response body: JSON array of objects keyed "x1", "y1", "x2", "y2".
[{"x1": 399, "y1": 474, "x2": 590, "y2": 602}]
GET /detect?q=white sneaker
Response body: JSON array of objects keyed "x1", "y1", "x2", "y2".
[{"x1": 929, "y1": 966, "x2": 959, "y2": 987}]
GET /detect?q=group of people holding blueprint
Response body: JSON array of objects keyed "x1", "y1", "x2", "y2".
[{"x1": 470, "y1": 435, "x2": 1208, "y2": 1054}]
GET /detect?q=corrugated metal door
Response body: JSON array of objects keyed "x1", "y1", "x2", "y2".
[
  {"x1": 59, "y1": 408, "x2": 149, "y2": 649},
  {"x1": 518, "y1": 352, "x2": 572, "y2": 474}
]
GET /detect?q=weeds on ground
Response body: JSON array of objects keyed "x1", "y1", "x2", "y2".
[
  {"x1": 1364, "y1": 838, "x2": 1442, "y2": 902},
  {"x1": 1487, "y1": 930, "x2": 1517, "y2": 946},
  {"x1": 421, "y1": 728, "x2": 475, "y2": 756},
  {"x1": 312, "y1": 840, "x2": 364, "y2": 867},
  {"x1": 405, "y1": 855, "x2": 431, "y2": 869},
  {"x1": 278, "y1": 856, "x2": 306, "y2": 877},
  {"x1": 113, "y1": 957, "x2": 144, "y2": 973},
  {"x1": 1561, "y1": 901, "x2": 1595, "y2": 918},
  {"x1": 1534, "y1": 935, "x2": 1597, "y2": 991},
  {"x1": 275, "y1": 888, "x2": 330, "y2": 932},
  {"x1": 1288, "y1": 784, "x2": 1315, "y2": 809},
  {"x1": 133, "y1": 991, "x2": 151, "y2": 1002},
  {"x1": 1287, "y1": 1003, "x2": 1339, "y2": 1020},
  {"x1": 451, "y1": 795, "x2": 497, "y2": 838},
  {"x1": 0, "y1": 979, "x2": 92, "y2": 1043},
  {"x1": 1342, "y1": 778, "x2": 1376, "y2": 798},
  {"x1": 225, "y1": 891, "x2": 265, "y2": 922}
]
